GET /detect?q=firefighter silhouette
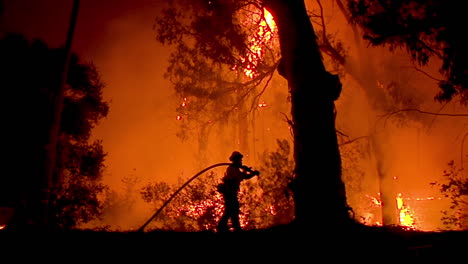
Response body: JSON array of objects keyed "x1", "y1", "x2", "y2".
[{"x1": 217, "y1": 151, "x2": 259, "y2": 232}]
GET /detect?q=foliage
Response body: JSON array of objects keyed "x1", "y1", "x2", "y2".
[
  {"x1": 1, "y1": 33, "x2": 109, "y2": 229},
  {"x1": 55, "y1": 140, "x2": 109, "y2": 229},
  {"x1": 346, "y1": 0, "x2": 468, "y2": 105},
  {"x1": 255, "y1": 138, "x2": 295, "y2": 226},
  {"x1": 430, "y1": 160, "x2": 468, "y2": 230}
]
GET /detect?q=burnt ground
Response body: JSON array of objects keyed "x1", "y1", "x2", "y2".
[{"x1": 1, "y1": 223, "x2": 467, "y2": 261}]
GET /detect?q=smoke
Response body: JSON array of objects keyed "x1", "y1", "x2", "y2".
[{"x1": 77, "y1": 1, "x2": 205, "y2": 229}]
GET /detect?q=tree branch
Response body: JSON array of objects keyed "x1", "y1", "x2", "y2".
[
  {"x1": 377, "y1": 108, "x2": 468, "y2": 127},
  {"x1": 379, "y1": 108, "x2": 468, "y2": 117},
  {"x1": 339, "y1": 136, "x2": 368, "y2": 146}
]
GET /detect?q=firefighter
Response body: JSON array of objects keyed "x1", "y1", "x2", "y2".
[{"x1": 217, "y1": 151, "x2": 259, "y2": 233}]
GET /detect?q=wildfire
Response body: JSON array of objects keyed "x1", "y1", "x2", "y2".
[{"x1": 235, "y1": 8, "x2": 277, "y2": 78}]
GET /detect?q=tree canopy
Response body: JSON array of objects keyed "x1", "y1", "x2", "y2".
[
  {"x1": 346, "y1": 0, "x2": 468, "y2": 105},
  {"x1": 1, "y1": 33, "x2": 109, "y2": 229}
]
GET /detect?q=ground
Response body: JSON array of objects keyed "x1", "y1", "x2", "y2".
[{"x1": 1, "y1": 223, "x2": 466, "y2": 261}]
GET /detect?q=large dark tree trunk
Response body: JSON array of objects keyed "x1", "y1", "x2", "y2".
[{"x1": 264, "y1": 0, "x2": 349, "y2": 229}]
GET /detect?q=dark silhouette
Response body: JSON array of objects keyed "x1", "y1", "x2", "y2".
[
  {"x1": 0, "y1": 33, "x2": 108, "y2": 230},
  {"x1": 217, "y1": 151, "x2": 259, "y2": 232}
]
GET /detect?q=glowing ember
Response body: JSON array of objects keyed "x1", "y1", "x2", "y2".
[
  {"x1": 367, "y1": 194, "x2": 382, "y2": 207},
  {"x1": 181, "y1": 97, "x2": 188, "y2": 107},
  {"x1": 172, "y1": 190, "x2": 256, "y2": 230},
  {"x1": 176, "y1": 98, "x2": 189, "y2": 120},
  {"x1": 268, "y1": 205, "x2": 277, "y2": 216},
  {"x1": 258, "y1": 101, "x2": 267, "y2": 108},
  {"x1": 0, "y1": 225, "x2": 5, "y2": 230}
]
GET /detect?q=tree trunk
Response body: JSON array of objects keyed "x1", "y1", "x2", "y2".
[
  {"x1": 371, "y1": 133, "x2": 399, "y2": 226},
  {"x1": 264, "y1": 0, "x2": 349, "y2": 229}
]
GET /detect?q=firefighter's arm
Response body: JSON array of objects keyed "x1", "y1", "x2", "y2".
[{"x1": 242, "y1": 166, "x2": 260, "y2": 179}]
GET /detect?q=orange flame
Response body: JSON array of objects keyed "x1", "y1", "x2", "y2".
[{"x1": 236, "y1": 8, "x2": 277, "y2": 78}]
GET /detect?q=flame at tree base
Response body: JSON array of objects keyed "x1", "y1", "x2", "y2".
[{"x1": 354, "y1": 193, "x2": 452, "y2": 231}]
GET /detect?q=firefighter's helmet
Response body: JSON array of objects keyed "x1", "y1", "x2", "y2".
[{"x1": 229, "y1": 151, "x2": 243, "y2": 161}]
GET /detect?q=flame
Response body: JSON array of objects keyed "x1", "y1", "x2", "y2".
[
  {"x1": 396, "y1": 193, "x2": 416, "y2": 229},
  {"x1": 0, "y1": 225, "x2": 5, "y2": 230},
  {"x1": 235, "y1": 8, "x2": 277, "y2": 78}
]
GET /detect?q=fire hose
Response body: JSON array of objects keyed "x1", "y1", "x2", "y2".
[{"x1": 137, "y1": 162, "x2": 232, "y2": 232}]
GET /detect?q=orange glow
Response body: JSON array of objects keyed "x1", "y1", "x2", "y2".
[
  {"x1": 0, "y1": 225, "x2": 5, "y2": 230},
  {"x1": 258, "y1": 101, "x2": 267, "y2": 108},
  {"x1": 176, "y1": 115, "x2": 182, "y2": 120}
]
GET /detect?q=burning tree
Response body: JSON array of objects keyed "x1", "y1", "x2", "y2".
[{"x1": 156, "y1": 1, "x2": 281, "y2": 165}]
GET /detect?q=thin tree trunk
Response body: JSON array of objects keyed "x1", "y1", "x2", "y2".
[
  {"x1": 42, "y1": 0, "x2": 80, "y2": 226},
  {"x1": 370, "y1": 133, "x2": 399, "y2": 226},
  {"x1": 264, "y1": 0, "x2": 349, "y2": 229}
]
